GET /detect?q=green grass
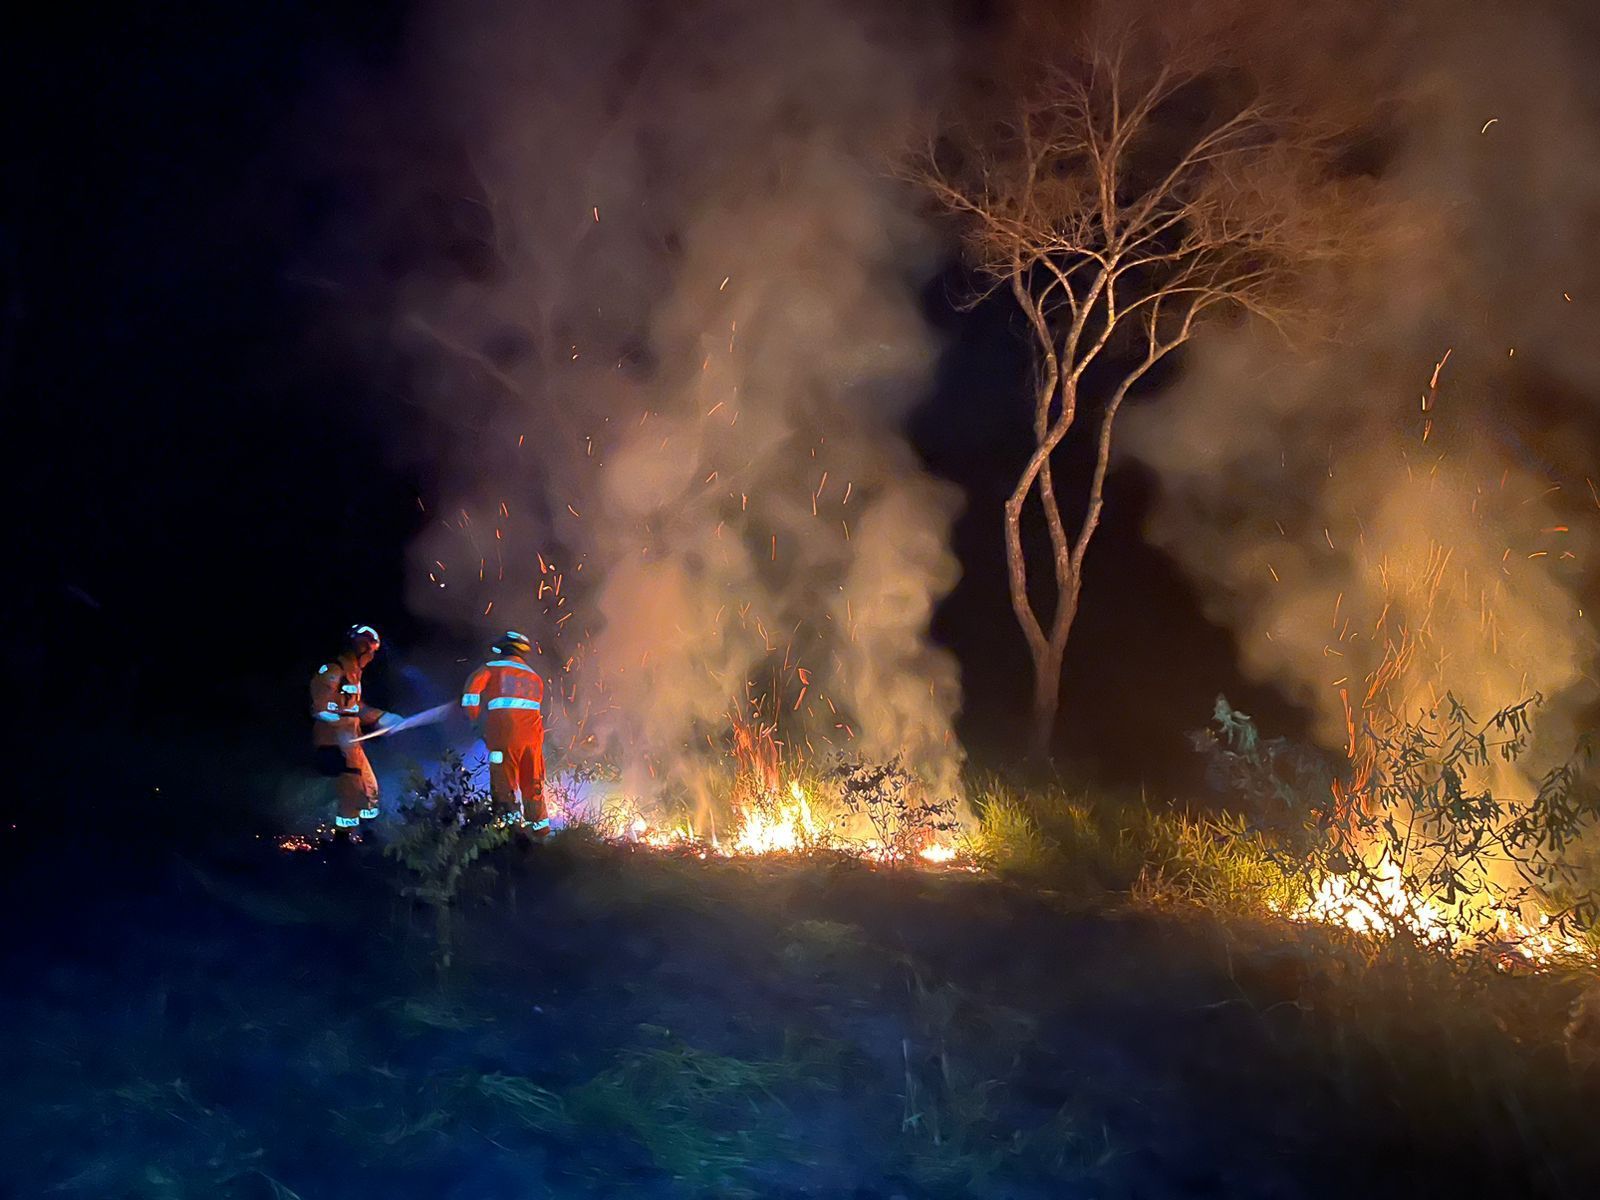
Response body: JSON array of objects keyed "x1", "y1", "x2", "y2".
[
  {"x1": 74, "y1": 1077, "x2": 296, "y2": 1199},
  {"x1": 962, "y1": 770, "x2": 1300, "y2": 912},
  {"x1": 960, "y1": 790, "x2": 1051, "y2": 873},
  {"x1": 567, "y1": 1029, "x2": 812, "y2": 1194},
  {"x1": 471, "y1": 1073, "x2": 568, "y2": 1130},
  {"x1": 36, "y1": 747, "x2": 1600, "y2": 1198},
  {"x1": 1136, "y1": 810, "x2": 1305, "y2": 914},
  {"x1": 20, "y1": 794, "x2": 1600, "y2": 1200},
  {"x1": 382, "y1": 995, "x2": 489, "y2": 1033},
  {"x1": 779, "y1": 918, "x2": 871, "y2": 976},
  {"x1": 493, "y1": 765, "x2": 1600, "y2": 1194}
]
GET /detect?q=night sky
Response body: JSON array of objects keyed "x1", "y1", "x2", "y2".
[{"x1": 6, "y1": 2, "x2": 1303, "y2": 817}]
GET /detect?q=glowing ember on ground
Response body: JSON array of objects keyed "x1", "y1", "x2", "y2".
[{"x1": 274, "y1": 828, "x2": 361, "y2": 853}]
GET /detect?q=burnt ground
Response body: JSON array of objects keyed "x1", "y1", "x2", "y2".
[{"x1": 3, "y1": 805, "x2": 1599, "y2": 1200}]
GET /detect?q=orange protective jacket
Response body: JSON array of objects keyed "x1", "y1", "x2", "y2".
[
  {"x1": 310, "y1": 655, "x2": 390, "y2": 824},
  {"x1": 309, "y1": 655, "x2": 386, "y2": 747},
  {"x1": 461, "y1": 654, "x2": 546, "y2": 818},
  {"x1": 461, "y1": 655, "x2": 544, "y2": 742}
]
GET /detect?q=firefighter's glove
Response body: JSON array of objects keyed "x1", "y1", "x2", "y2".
[{"x1": 377, "y1": 712, "x2": 404, "y2": 731}]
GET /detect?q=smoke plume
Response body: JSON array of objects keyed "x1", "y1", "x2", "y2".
[
  {"x1": 1126, "y1": 0, "x2": 1600, "y2": 760},
  {"x1": 380, "y1": 0, "x2": 963, "y2": 801}
]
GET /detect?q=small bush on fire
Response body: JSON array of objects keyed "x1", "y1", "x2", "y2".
[
  {"x1": 1186, "y1": 693, "x2": 1600, "y2": 961},
  {"x1": 962, "y1": 694, "x2": 1600, "y2": 966}
]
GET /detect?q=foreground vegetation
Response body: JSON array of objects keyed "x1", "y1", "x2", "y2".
[
  {"x1": 9, "y1": 701, "x2": 1600, "y2": 1198},
  {"x1": 10, "y1": 833, "x2": 1597, "y2": 1198}
]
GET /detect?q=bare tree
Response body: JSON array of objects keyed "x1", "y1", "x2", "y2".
[{"x1": 914, "y1": 18, "x2": 1350, "y2": 757}]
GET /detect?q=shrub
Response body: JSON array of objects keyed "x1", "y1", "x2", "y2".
[
  {"x1": 1185, "y1": 693, "x2": 1335, "y2": 848},
  {"x1": 832, "y1": 755, "x2": 961, "y2": 859},
  {"x1": 385, "y1": 751, "x2": 514, "y2": 972},
  {"x1": 1191, "y1": 694, "x2": 1600, "y2": 960}
]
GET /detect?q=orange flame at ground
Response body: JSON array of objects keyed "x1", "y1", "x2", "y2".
[
  {"x1": 617, "y1": 718, "x2": 960, "y2": 866},
  {"x1": 732, "y1": 780, "x2": 820, "y2": 854},
  {"x1": 628, "y1": 714, "x2": 961, "y2": 864},
  {"x1": 1281, "y1": 495, "x2": 1599, "y2": 969},
  {"x1": 627, "y1": 774, "x2": 961, "y2": 866},
  {"x1": 1282, "y1": 850, "x2": 1594, "y2": 969}
]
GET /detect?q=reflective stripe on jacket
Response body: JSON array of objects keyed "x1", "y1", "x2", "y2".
[
  {"x1": 310, "y1": 657, "x2": 384, "y2": 747},
  {"x1": 461, "y1": 656, "x2": 545, "y2": 725}
]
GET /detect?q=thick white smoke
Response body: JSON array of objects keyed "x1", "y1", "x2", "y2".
[
  {"x1": 391, "y1": 0, "x2": 964, "y2": 800},
  {"x1": 1126, "y1": 0, "x2": 1600, "y2": 760}
]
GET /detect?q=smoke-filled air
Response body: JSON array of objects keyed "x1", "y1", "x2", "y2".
[
  {"x1": 393, "y1": 0, "x2": 964, "y2": 824},
  {"x1": 1127, "y1": 0, "x2": 1600, "y2": 766}
]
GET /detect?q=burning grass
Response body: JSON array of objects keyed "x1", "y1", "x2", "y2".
[
  {"x1": 380, "y1": 694, "x2": 1600, "y2": 983},
  {"x1": 547, "y1": 717, "x2": 965, "y2": 867},
  {"x1": 956, "y1": 700, "x2": 1600, "y2": 974},
  {"x1": 321, "y1": 676, "x2": 1600, "y2": 991},
  {"x1": 1196, "y1": 694, "x2": 1600, "y2": 969}
]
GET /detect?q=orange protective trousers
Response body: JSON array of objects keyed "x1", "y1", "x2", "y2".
[
  {"x1": 486, "y1": 714, "x2": 546, "y2": 829},
  {"x1": 461, "y1": 654, "x2": 547, "y2": 832}
]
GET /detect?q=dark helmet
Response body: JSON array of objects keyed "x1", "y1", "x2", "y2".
[
  {"x1": 493, "y1": 629, "x2": 532, "y2": 655},
  {"x1": 347, "y1": 623, "x2": 382, "y2": 652}
]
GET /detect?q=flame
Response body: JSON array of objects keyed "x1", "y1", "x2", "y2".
[
  {"x1": 1294, "y1": 859, "x2": 1450, "y2": 942},
  {"x1": 617, "y1": 774, "x2": 960, "y2": 866},
  {"x1": 634, "y1": 814, "x2": 698, "y2": 849},
  {"x1": 731, "y1": 780, "x2": 820, "y2": 854},
  {"x1": 1278, "y1": 482, "x2": 1600, "y2": 970},
  {"x1": 545, "y1": 714, "x2": 961, "y2": 865},
  {"x1": 1283, "y1": 852, "x2": 1593, "y2": 968}
]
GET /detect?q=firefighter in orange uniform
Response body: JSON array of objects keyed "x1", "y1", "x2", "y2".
[
  {"x1": 310, "y1": 624, "x2": 401, "y2": 830},
  {"x1": 460, "y1": 630, "x2": 548, "y2": 836}
]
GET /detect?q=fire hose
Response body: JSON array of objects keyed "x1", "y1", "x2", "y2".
[{"x1": 349, "y1": 701, "x2": 456, "y2": 744}]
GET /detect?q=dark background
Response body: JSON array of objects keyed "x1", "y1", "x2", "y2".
[{"x1": 4, "y1": 3, "x2": 1305, "y2": 821}]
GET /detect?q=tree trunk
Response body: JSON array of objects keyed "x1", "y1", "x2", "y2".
[
  {"x1": 1006, "y1": 483, "x2": 1083, "y2": 762},
  {"x1": 1027, "y1": 649, "x2": 1061, "y2": 759},
  {"x1": 1026, "y1": 599, "x2": 1076, "y2": 760}
]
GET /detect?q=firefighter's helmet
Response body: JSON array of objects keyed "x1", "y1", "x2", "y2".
[
  {"x1": 494, "y1": 629, "x2": 532, "y2": 655},
  {"x1": 347, "y1": 623, "x2": 382, "y2": 651}
]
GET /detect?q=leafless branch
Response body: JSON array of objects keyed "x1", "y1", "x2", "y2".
[{"x1": 904, "y1": 13, "x2": 1353, "y2": 755}]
